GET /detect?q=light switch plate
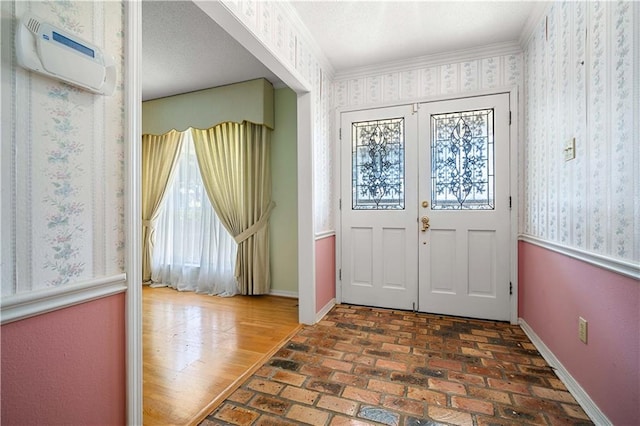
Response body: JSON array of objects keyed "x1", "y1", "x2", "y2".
[{"x1": 564, "y1": 137, "x2": 576, "y2": 161}]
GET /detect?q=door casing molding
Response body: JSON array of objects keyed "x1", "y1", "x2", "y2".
[{"x1": 124, "y1": 1, "x2": 142, "y2": 424}]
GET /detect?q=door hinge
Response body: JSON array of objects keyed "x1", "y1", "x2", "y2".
[
  {"x1": 509, "y1": 196, "x2": 512, "y2": 210},
  {"x1": 339, "y1": 128, "x2": 342, "y2": 140},
  {"x1": 509, "y1": 282, "x2": 513, "y2": 295},
  {"x1": 509, "y1": 111, "x2": 512, "y2": 125},
  {"x1": 339, "y1": 198, "x2": 342, "y2": 210},
  {"x1": 339, "y1": 269, "x2": 342, "y2": 280}
]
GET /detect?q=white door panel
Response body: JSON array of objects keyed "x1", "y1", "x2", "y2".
[
  {"x1": 418, "y1": 93, "x2": 511, "y2": 321},
  {"x1": 341, "y1": 105, "x2": 418, "y2": 310}
]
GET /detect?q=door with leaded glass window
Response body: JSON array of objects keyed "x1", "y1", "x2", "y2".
[
  {"x1": 340, "y1": 105, "x2": 419, "y2": 310},
  {"x1": 418, "y1": 94, "x2": 511, "y2": 321},
  {"x1": 340, "y1": 93, "x2": 511, "y2": 320}
]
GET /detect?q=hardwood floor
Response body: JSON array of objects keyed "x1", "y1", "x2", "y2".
[{"x1": 143, "y1": 286, "x2": 300, "y2": 425}]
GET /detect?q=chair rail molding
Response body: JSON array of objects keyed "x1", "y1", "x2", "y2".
[
  {"x1": 519, "y1": 235, "x2": 640, "y2": 280},
  {"x1": 1, "y1": 274, "x2": 127, "y2": 324}
]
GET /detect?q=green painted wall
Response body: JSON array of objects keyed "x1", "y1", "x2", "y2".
[
  {"x1": 270, "y1": 88, "x2": 298, "y2": 294},
  {"x1": 142, "y1": 79, "x2": 274, "y2": 134}
]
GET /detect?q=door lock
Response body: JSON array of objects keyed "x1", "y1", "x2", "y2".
[{"x1": 421, "y1": 216, "x2": 430, "y2": 232}]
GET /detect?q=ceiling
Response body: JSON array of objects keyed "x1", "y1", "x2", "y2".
[
  {"x1": 142, "y1": 1, "x2": 281, "y2": 101},
  {"x1": 142, "y1": 1, "x2": 541, "y2": 101}
]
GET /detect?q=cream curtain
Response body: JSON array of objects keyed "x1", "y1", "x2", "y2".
[
  {"x1": 141, "y1": 130, "x2": 184, "y2": 282},
  {"x1": 150, "y1": 134, "x2": 238, "y2": 296},
  {"x1": 191, "y1": 122, "x2": 275, "y2": 295}
]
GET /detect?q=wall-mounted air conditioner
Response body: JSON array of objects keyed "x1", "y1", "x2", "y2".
[{"x1": 15, "y1": 13, "x2": 117, "y2": 96}]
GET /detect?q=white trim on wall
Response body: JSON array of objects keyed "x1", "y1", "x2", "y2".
[
  {"x1": 518, "y1": 2, "x2": 553, "y2": 49},
  {"x1": 0, "y1": 274, "x2": 127, "y2": 324},
  {"x1": 519, "y1": 318, "x2": 613, "y2": 426},
  {"x1": 296, "y1": 92, "x2": 316, "y2": 325},
  {"x1": 269, "y1": 289, "x2": 298, "y2": 298},
  {"x1": 316, "y1": 297, "x2": 336, "y2": 323},
  {"x1": 519, "y1": 235, "x2": 640, "y2": 280},
  {"x1": 315, "y1": 230, "x2": 335, "y2": 240},
  {"x1": 508, "y1": 86, "x2": 520, "y2": 325},
  {"x1": 124, "y1": 1, "x2": 143, "y2": 424},
  {"x1": 194, "y1": 1, "x2": 311, "y2": 93}
]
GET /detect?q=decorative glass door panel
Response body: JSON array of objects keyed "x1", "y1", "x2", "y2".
[
  {"x1": 431, "y1": 109, "x2": 494, "y2": 210},
  {"x1": 352, "y1": 118, "x2": 405, "y2": 210}
]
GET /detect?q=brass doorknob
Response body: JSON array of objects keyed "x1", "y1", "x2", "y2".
[{"x1": 421, "y1": 216, "x2": 430, "y2": 232}]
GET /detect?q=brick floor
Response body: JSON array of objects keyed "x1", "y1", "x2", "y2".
[{"x1": 201, "y1": 305, "x2": 593, "y2": 425}]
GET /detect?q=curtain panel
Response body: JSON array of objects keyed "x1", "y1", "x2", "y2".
[
  {"x1": 141, "y1": 130, "x2": 184, "y2": 282},
  {"x1": 192, "y1": 122, "x2": 275, "y2": 295},
  {"x1": 150, "y1": 135, "x2": 238, "y2": 296}
]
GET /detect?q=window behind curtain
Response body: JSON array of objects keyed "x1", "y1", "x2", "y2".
[{"x1": 150, "y1": 132, "x2": 237, "y2": 296}]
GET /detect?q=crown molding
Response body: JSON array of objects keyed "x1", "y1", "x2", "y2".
[
  {"x1": 334, "y1": 41, "x2": 523, "y2": 82},
  {"x1": 519, "y1": 1, "x2": 553, "y2": 49}
]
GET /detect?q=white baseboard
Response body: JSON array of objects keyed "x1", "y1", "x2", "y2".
[
  {"x1": 268, "y1": 289, "x2": 298, "y2": 298},
  {"x1": 518, "y1": 318, "x2": 612, "y2": 426},
  {"x1": 316, "y1": 298, "x2": 336, "y2": 322}
]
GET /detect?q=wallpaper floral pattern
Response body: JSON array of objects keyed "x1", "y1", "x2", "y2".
[
  {"x1": 4, "y1": 1, "x2": 124, "y2": 295},
  {"x1": 332, "y1": 54, "x2": 522, "y2": 107},
  {"x1": 201, "y1": 0, "x2": 639, "y2": 268},
  {"x1": 522, "y1": 1, "x2": 638, "y2": 263}
]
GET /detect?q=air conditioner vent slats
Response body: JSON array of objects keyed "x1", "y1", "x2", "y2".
[{"x1": 26, "y1": 18, "x2": 41, "y2": 33}]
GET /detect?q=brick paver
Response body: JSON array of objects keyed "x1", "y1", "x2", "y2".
[{"x1": 203, "y1": 305, "x2": 593, "y2": 425}]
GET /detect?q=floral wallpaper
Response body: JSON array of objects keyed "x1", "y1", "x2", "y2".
[
  {"x1": 201, "y1": 0, "x2": 639, "y2": 268},
  {"x1": 4, "y1": 1, "x2": 124, "y2": 296},
  {"x1": 331, "y1": 54, "x2": 522, "y2": 106},
  {"x1": 522, "y1": 1, "x2": 638, "y2": 263}
]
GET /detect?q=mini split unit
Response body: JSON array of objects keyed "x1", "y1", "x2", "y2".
[{"x1": 15, "y1": 13, "x2": 117, "y2": 96}]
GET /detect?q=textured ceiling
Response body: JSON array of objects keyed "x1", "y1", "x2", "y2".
[
  {"x1": 141, "y1": 1, "x2": 281, "y2": 101},
  {"x1": 142, "y1": 1, "x2": 541, "y2": 101},
  {"x1": 291, "y1": 1, "x2": 540, "y2": 71}
]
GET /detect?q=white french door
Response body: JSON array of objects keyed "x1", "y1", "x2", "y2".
[
  {"x1": 418, "y1": 94, "x2": 511, "y2": 321},
  {"x1": 340, "y1": 105, "x2": 419, "y2": 310},
  {"x1": 340, "y1": 93, "x2": 511, "y2": 321}
]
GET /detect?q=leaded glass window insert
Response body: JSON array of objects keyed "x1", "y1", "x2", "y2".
[
  {"x1": 352, "y1": 118, "x2": 405, "y2": 210},
  {"x1": 431, "y1": 109, "x2": 494, "y2": 210}
]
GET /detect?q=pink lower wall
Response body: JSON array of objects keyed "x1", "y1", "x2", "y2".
[
  {"x1": 315, "y1": 235, "x2": 336, "y2": 313},
  {"x1": 518, "y1": 241, "x2": 639, "y2": 424},
  {"x1": 1, "y1": 293, "x2": 127, "y2": 425}
]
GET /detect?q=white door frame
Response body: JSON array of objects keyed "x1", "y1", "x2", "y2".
[
  {"x1": 335, "y1": 87, "x2": 519, "y2": 325},
  {"x1": 125, "y1": 3, "x2": 318, "y2": 423},
  {"x1": 124, "y1": 3, "x2": 142, "y2": 424}
]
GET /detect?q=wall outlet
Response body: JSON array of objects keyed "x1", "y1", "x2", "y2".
[
  {"x1": 578, "y1": 317, "x2": 588, "y2": 343},
  {"x1": 564, "y1": 137, "x2": 576, "y2": 161}
]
